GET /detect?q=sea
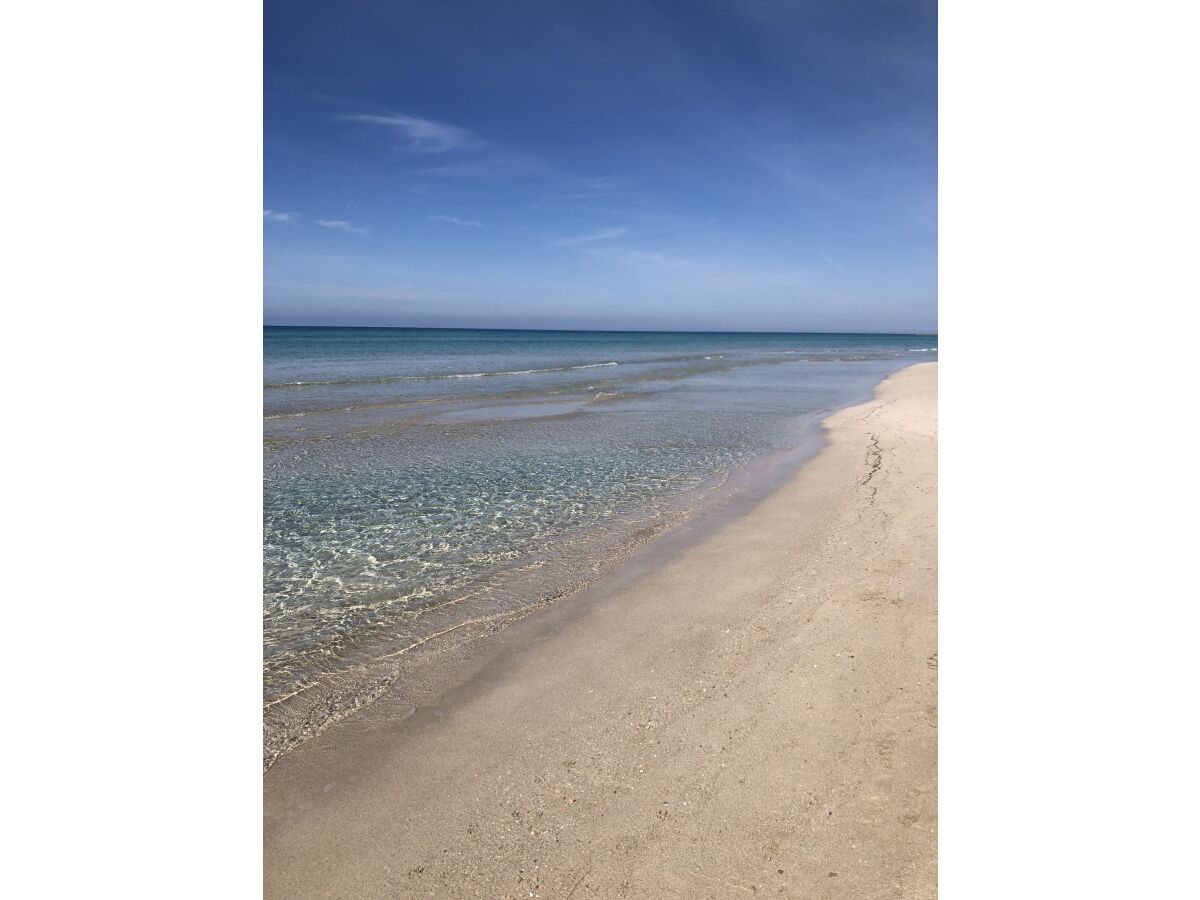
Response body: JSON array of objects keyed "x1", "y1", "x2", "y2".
[{"x1": 263, "y1": 326, "x2": 936, "y2": 762}]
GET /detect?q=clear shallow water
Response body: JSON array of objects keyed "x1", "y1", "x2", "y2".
[{"x1": 263, "y1": 327, "x2": 936, "y2": 755}]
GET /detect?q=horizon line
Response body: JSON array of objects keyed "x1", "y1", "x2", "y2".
[{"x1": 263, "y1": 323, "x2": 939, "y2": 337}]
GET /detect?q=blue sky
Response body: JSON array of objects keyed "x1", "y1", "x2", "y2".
[{"x1": 264, "y1": 0, "x2": 936, "y2": 332}]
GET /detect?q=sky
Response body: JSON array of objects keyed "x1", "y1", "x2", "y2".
[{"x1": 264, "y1": 0, "x2": 936, "y2": 333}]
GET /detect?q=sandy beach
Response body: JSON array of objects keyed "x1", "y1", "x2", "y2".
[{"x1": 265, "y1": 362, "x2": 937, "y2": 899}]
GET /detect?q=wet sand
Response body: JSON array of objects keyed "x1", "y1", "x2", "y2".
[{"x1": 265, "y1": 362, "x2": 937, "y2": 899}]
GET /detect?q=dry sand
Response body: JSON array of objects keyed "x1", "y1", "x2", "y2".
[{"x1": 265, "y1": 362, "x2": 937, "y2": 899}]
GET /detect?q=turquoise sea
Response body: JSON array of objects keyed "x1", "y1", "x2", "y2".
[{"x1": 263, "y1": 326, "x2": 936, "y2": 758}]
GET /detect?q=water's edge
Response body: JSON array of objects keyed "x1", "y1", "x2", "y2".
[{"x1": 263, "y1": 365, "x2": 915, "y2": 770}]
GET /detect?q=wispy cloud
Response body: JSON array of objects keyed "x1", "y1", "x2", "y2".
[
  {"x1": 341, "y1": 111, "x2": 549, "y2": 180},
  {"x1": 583, "y1": 241, "x2": 818, "y2": 292},
  {"x1": 263, "y1": 209, "x2": 298, "y2": 224},
  {"x1": 554, "y1": 227, "x2": 630, "y2": 247},
  {"x1": 340, "y1": 112, "x2": 480, "y2": 153},
  {"x1": 430, "y1": 214, "x2": 483, "y2": 228},
  {"x1": 551, "y1": 175, "x2": 633, "y2": 201},
  {"x1": 576, "y1": 175, "x2": 632, "y2": 193},
  {"x1": 315, "y1": 219, "x2": 370, "y2": 236},
  {"x1": 417, "y1": 154, "x2": 546, "y2": 179},
  {"x1": 819, "y1": 249, "x2": 845, "y2": 273},
  {"x1": 617, "y1": 248, "x2": 691, "y2": 268}
]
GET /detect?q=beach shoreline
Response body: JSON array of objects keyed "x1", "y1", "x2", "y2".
[
  {"x1": 263, "y1": 356, "x2": 917, "y2": 770},
  {"x1": 265, "y1": 362, "x2": 937, "y2": 898}
]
